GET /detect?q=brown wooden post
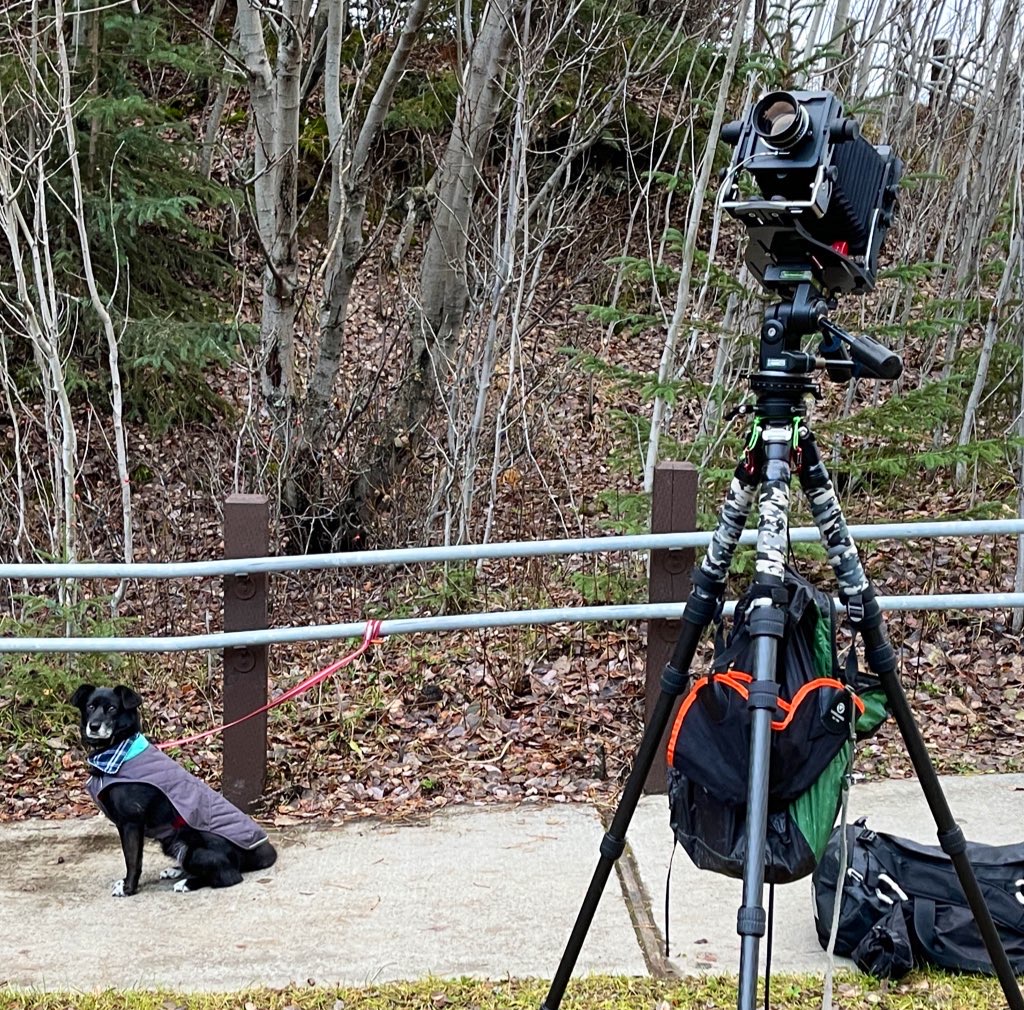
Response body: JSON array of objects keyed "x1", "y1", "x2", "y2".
[
  {"x1": 644, "y1": 462, "x2": 698, "y2": 794},
  {"x1": 222, "y1": 494, "x2": 269, "y2": 809}
]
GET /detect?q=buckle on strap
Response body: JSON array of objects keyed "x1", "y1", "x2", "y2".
[
  {"x1": 845, "y1": 593, "x2": 865, "y2": 624},
  {"x1": 874, "y1": 873, "x2": 909, "y2": 905}
]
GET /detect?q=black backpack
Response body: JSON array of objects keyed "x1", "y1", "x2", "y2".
[
  {"x1": 667, "y1": 567, "x2": 887, "y2": 884},
  {"x1": 812, "y1": 817, "x2": 1024, "y2": 977}
]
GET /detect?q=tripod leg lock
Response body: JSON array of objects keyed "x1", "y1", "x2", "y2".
[
  {"x1": 737, "y1": 905, "x2": 767, "y2": 938},
  {"x1": 748, "y1": 606, "x2": 786, "y2": 639},
  {"x1": 938, "y1": 825, "x2": 968, "y2": 857},
  {"x1": 661, "y1": 663, "x2": 689, "y2": 696},
  {"x1": 600, "y1": 832, "x2": 626, "y2": 862},
  {"x1": 685, "y1": 569, "x2": 727, "y2": 625},
  {"x1": 691, "y1": 567, "x2": 728, "y2": 596},
  {"x1": 747, "y1": 681, "x2": 780, "y2": 713}
]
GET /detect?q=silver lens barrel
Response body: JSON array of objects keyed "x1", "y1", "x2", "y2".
[{"x1": 752, "y1": 92, "x2": 811, "y2": 150}]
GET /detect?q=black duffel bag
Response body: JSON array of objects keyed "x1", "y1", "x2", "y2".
[{"x1": 812, "y1": 817, "x2": 1024, "y2": 978}]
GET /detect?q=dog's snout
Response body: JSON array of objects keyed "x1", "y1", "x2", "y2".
[{"x1": 85, "y1": 715, "x2": 114, "y2": 740}]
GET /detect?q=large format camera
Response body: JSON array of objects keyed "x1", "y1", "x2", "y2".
[{"x1": 719, "y1": 90, "x2": 902, "y2": 295}]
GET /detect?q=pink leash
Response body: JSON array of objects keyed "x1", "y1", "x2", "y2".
[{"x1": 157, "y1": 619, "x2": 384, "y2": 750}]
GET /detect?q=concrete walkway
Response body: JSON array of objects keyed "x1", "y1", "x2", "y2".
[{"x1": 2, "y1": 773, "x2": 1022, "y2": 992}]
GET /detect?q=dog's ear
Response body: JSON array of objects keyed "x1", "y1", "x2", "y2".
[
  {"x1": 114, "y1": 685, "x2": 143, "y2": 711},
  {"x1": 70, "y1": 684, "x2": 95, "y2": 710}
]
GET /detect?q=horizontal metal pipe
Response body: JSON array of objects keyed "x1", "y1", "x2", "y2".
[
  {"x1": 1, "y1": 519, "x2": 1023, "y2": 581},
  {"x1": 3, "y1": 593, "x2": 1023, "y2": 654}
]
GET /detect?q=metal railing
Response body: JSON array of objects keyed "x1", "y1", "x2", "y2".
[
  {"x1": 6, "y1": 472, "x2": 1023, "y2": 802},
  {"x1": 4, "y1": 518, "x2": 1023, "y2": 655},
  {"x1": 4, "y1": 517, "x2": 1023, "y2": 582}
]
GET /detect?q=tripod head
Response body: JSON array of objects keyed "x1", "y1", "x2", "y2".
[{"x1": 748, "y1": 267, "x2": 902, "y2": 412}]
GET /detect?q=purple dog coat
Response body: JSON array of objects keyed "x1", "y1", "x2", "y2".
[{"x1": 87, "y1": 738, "x2": 269, "y2": 850}]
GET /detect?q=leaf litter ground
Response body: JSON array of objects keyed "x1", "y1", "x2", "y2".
[
  {"x1": 6, "y1": 527, "x2": 1024, "y2": 828},
  {"x1": 4, "y1": 275, "x2": 1024, "y2": 828}
]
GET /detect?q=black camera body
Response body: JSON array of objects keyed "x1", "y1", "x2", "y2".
[{"x1": 720, "y1": 90, "x2": 902, "y2": 295}]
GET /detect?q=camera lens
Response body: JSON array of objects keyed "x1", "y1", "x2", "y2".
[{"x1": 752, "y1": 92, "x2": 810, "y2": 150}]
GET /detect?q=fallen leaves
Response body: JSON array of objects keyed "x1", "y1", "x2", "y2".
[
  {"x1": 7, "y1": 577, "x2": 1024, "y2": 828},
  {"x1": 3, "y1": 319, "x2": 1024, "y2": 829}
]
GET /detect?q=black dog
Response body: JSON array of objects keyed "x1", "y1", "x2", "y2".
[{"x1": 71, "y1": 684, "x2": 277, "y2": 896}]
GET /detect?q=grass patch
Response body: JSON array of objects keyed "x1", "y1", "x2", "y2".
[
  {"x1": 0, "y1": 594, "x2": 139, "y2": 752},
  {"x1": 0, "y1": 973, "x2": 1017, "y2": 1010}
]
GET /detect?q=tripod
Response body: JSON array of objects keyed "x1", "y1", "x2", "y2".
[{"x1": 542, "y1": 279, "x2": 1024, "y2": 1010}]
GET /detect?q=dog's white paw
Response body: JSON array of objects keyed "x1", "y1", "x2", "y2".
[
  {"x1": 172, "y1": 878, "x2": 190, "y2": 893},
  {"x1": 111, "y1": 879, "x2": 126, "y2": 897},
  {"x1": 160, "y1": 866, "x2": 184, "y2": 880}
]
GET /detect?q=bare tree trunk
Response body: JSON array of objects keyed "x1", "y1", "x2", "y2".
[
  {"x1": 55, "y1": 0, "x2": 134, "y2": 603},
  {"x1": 279, "y1": 0, "x2": 429, "y2": 547},
  {"x1": 199, "y1": 17, "x2": 239, "y2": 180},
  {"x1": 0, "y1": 4, "x2": 78, "y2": 576},
  {"x1": 955, "y1": 231, "x2": 1022, "y2": 487},
  {"x1": 203, "y1": 0, "x2": 227, "y2": 49},
  {"x1": 459, "y1": 88, "x2": 524, "y2": 545},
  {"x1": 305, "y1": 0, "x2": 429, "y2": 448},
  {"x1": 927, "y1": 2, "x2": 1020, "y2": 445},
  {"x1": 823, "y1": 0, "x2": 854, "y2": 92},
  {"x1": 852, "y1": 0, "x2": 894, "y2": 98},
  {"x1": 237, "y1": 0, "x2": 308, "y2": 429},
  {"x1": 413, "y1": 0, "x2": 522, "y2": 391},
  {"x1": 1016, "y1": 335, "x2": 1024, "y2": 632},
  {"x1": 935, "y1": 1, "x2": 1018, "y2": 297},
  {"x1": 0, "y1": 178, "x2": 79, "y2": 571},
  {"x1": 0, "y1": 338, "x2": 30, "y2": 559},
  {"x1": 235, "y1": 0, "x2": 432, "y2": 545},
  {"x1": 341, "y1": 0, "x2": 525, "y2": 526},
  {"x1": 444, "y1": 0, "x2": 649, "y2": 544},
  {"x1": 643, "y1": 0, "x2": 749, "y2": 492},
  {"x1": 798, "y1": 0, "x2": 828, "y2": 83}
]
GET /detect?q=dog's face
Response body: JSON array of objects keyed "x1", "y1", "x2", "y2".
[{"x1": 70, "y1": 684, "x2": 143, "y2": 752}]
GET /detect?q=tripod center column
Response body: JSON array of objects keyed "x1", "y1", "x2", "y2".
[{"x1": 736, "y1": 418, "x2": 796, "y2": 1010}]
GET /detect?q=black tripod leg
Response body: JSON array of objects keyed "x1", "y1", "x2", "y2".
[
  {"x1": 539, "y1": 605, "x2": 709, "y2": 1010},
  {"x1": 540, "y1": 462, "x2": 761, "y2": 1010},
  {"x1": 799, "y1": 432, "x2": 1024, "y2": 1010},
  {"x1": 736, "y1": 427, "x2": 793, "y2": 1010}
]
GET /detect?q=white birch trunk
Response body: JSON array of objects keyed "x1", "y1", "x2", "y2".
[
  {"x1": 237, "y1": 0, "x2": 305, "y2": 423},
  {"x1": 1016, "y1": 341, "x2": 1024, "y2": 632},
  {"x1": 1, "y1": 0, "x2": 75, "y2": 575},
  {"x1": 642, "y1": 0, "x2": 749, "y2": 493},
  {"x1": 929, "y1": 6, "x2": 1019, "y2": 443},
  {"x1": 955, "y1": 232, "x2": 1022, "y2": 487},
  {"x1": 55, "y1": 0, "x2": 133, "y2": 603},
  {"x1": 305, "y1": 0, "x2": 430, "y2": 447},
  {"x1": 852, "y1": 0, "x2": 891, "y2": 98},
  {"x1": 823, "y1": 0, "x2": 852, "y2": 90},
  {"x1": 799, "y1": 0, "x2": 828, "y2": 84},
  {"x1": 347, "y1": 0, "x2": 521, "y2": 522},
  {"x1": 0, "y1": 163, "x2": 79, "y2": 572}
]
